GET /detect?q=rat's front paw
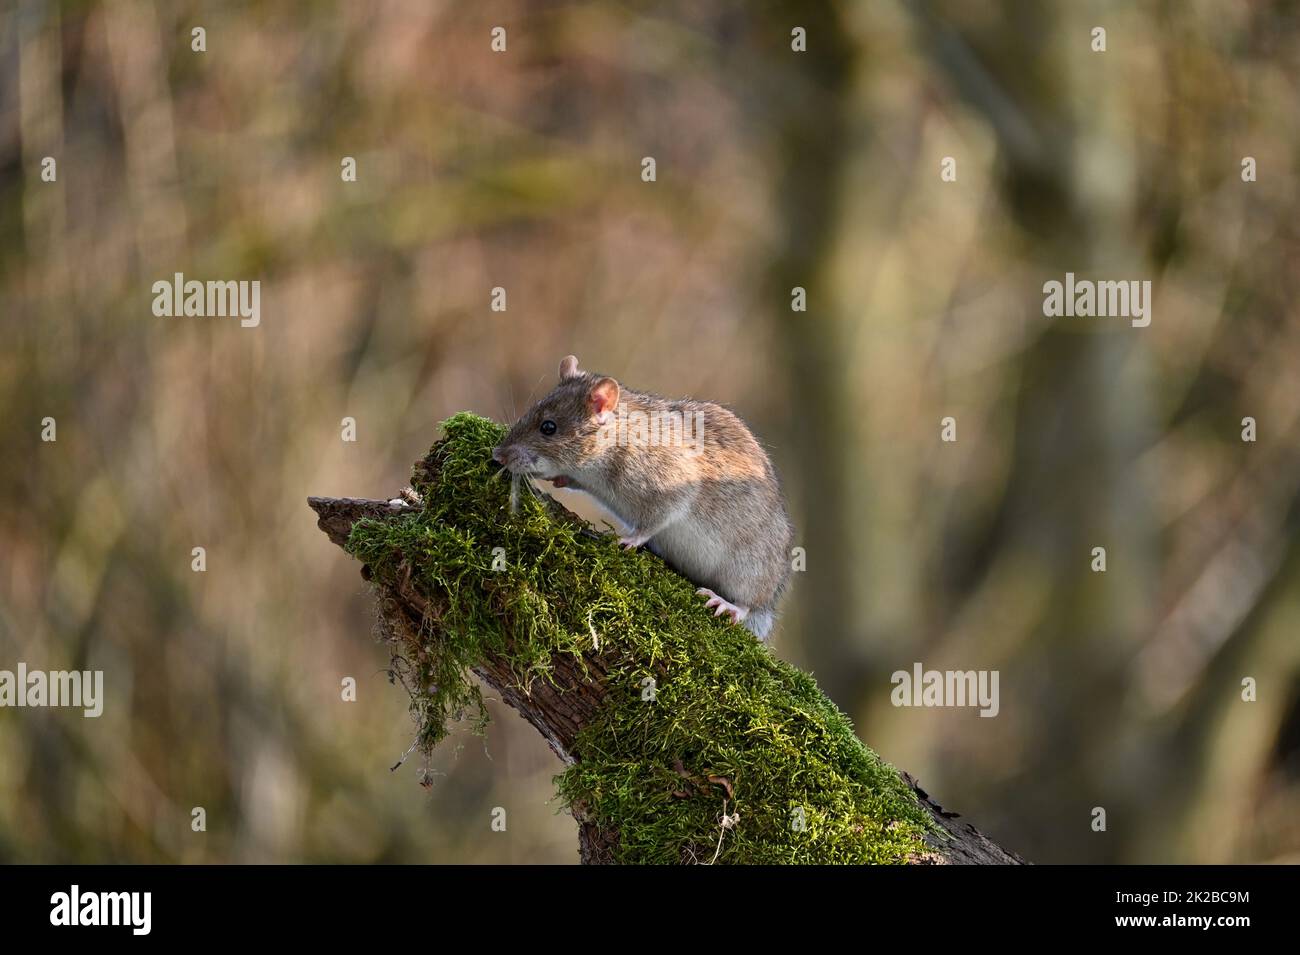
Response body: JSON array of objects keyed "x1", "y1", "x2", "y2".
[
  {"x1": 618, "y1": 532, "x2": 649, "y2": 550},
  {"x1": 696, "y1": 588, "x2": 749, "y2": 626}
]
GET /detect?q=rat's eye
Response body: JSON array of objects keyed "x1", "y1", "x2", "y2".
[{"x1": 539, "y1": 420, "x2": 557, "y2": 436}]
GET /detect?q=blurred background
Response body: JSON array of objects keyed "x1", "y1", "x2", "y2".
[{"x1": 1, "y1": 0, "x2": 1298, "y2": 864}]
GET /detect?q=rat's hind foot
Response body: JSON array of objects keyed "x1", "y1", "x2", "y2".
[
  {"x1": 618, "y1": 532, "x2": 650, "y2": 550},
  {"x1": 696, "y1": 588, "x2": 749, "y2": 626}
]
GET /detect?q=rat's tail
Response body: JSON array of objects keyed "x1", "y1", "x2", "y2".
[
  {"x1": 744, "y1": 606, "x2": 776, "y2": 641},
  {"x1": 744, "y1": 566, "x2": 791, "y2": 641}
]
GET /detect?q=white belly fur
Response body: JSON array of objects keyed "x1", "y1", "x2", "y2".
[{"x1": 648, "y1": 519, "x2": 731, "y2": 598}]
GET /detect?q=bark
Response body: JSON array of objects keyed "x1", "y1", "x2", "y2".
[{"x1": 307, "y1": 486, "x2": 1026, "y2": 865}]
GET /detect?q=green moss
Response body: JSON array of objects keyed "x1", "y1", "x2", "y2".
[{"x1": 346, "y1": 411, "x2": 936, "y2": 864}]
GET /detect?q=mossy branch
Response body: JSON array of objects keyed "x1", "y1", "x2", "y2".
[{"x1": 308, "y1": 413, "x2": 1025, "y2": 865}]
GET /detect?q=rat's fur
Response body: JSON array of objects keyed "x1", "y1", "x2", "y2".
[{"x1": 493, "y1": 356, "x2": 793, "y2": 639}]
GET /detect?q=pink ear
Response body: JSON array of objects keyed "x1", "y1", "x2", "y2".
[
  {"x1": 559, "y1": 355, "x2": 581, "y2": 380},
  {"x1": 589, "y1": 377, "x2": 619, "y2": 419}
]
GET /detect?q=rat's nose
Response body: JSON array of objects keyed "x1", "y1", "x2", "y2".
[{"x1": 491, "y1": 445, "x2": 509, "y2": 467}]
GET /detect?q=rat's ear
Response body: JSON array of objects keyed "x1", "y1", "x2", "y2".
[
  {"x1": 589, "y1": 377, "x2": 620, "y2": 422},
  {"x1": 559, "y1": 355, "x2": 581, "y2": 381}
]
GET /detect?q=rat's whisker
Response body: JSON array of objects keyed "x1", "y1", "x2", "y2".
[
  {"x1": 509, "y1": 472, "x2": 522, "y2": 513},
  {"x1": 522, "y1": 371, "x2": 548, "y2": 410},
  {"x1": 523, "y1": 474, "x2": 550, "y2": 507}
]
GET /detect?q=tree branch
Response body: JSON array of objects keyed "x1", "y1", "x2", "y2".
[{"x1": 307, "y1": 419, "x2": 1026, "y2": 865}]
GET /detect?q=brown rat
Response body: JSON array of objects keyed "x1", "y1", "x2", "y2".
[{"x1": 492, "y1": 355, "x2": 794, "y2": 640}]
